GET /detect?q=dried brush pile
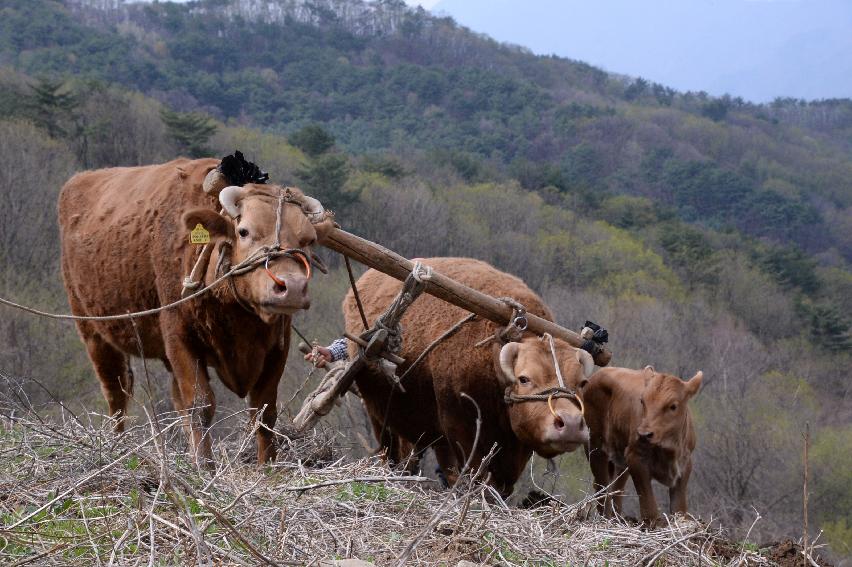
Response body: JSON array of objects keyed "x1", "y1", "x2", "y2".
[{"x1": 0, "y1": 379, "x2": 789, "y2": 566}]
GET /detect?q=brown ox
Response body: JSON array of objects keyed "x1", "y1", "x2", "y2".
[
  {"x1": 343, "y1": 257, "x2": 594, "y2": 496},
  {"x1": 59, "y1": 158, "x2": 331, "y2": 464},
  {"x1": 582, "y1": 366, "x2": 702, "y2": 523}
]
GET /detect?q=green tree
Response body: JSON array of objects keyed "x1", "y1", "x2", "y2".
[
  {"x1": 624, "y1": 77, "x2": 649, "y2": 101},
  {"x1": 701, "y1": 99, "x2": 730, "y2": 121},
  {"x1": 26, "y1": 78, "x2": 78, "y2": 138},
  {"x1": 758, "y1": 245, "x2": 820, "y2": 293},
  {"x1": 296, "y1": 153, "x2": 352, "y2": 211},
  {"x1": 289, "y1": 124, "x2": 335, "y2": 157},
  {"x1": 802, "y1": 302, "x2": 852, "y2": 353},
  {"x1": 160, "y1": 109, "x2": 217, "y2": 158}
]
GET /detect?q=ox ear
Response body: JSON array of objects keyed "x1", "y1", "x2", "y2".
[
  {"x1": 496, "y1": 342, "x2": 520, "y2": 388},
  {"x1": 684, "y1": 371, "x2": 703, "y2": 398},
  {"x1": 182, "y1": 209, "x2": 235, "y2": 241}
]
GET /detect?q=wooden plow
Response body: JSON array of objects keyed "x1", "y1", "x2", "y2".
[{"x1": 291, "y1": 227, "x2": 612, "y2": 432}]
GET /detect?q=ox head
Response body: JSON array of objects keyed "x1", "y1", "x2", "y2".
[
  {"x1": 496, "y1": 337, "x2": 594, "y2": 458},
  {"x1": 636, "y1": 367, "x2": 703, "y2": 450},
  {"x1": 182, "y1": 184, "x2": 333, "y2": 321}
]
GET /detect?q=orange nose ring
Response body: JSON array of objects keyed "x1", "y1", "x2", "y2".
[
  {"x1": 265, "y1": 250, "x2": 312, "y2": 288},
  {"x1": 547, "y1": 393, "x2": 558, "y2": 419},
  {"x1": 547, "y1": 392, "x2": 585, "y2": 418}
]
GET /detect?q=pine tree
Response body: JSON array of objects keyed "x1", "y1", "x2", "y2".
[
  {"x1": 296, "y1": 153, "x2": 352, "y2": 211},
  {"x1": 27, "y1": 78, "x2": 78, "y2": 138},
  {"x1": 289, "y1": 124, "x2": 335, "y2": 157},
  {"x1": 807, "y1": 302, "x2": 852, "y2": 353},
  {"x1": 160, "y1": 109, "x2": 217, "y2": 158}
]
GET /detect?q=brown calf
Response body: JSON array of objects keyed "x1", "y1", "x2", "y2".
[{"x1": 582, "y1": 366, "x2": 702, "y2": 523}]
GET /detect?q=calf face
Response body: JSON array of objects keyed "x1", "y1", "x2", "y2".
[
  {"x1": 497, "y1": 337, "x2": 594, "y2": 457},
  {"x1": 637, "y1": 367, "x2": 703, "y2": 451},
  {"x1": 183, "y1": 185, "x2": 330, "y2": 321}
]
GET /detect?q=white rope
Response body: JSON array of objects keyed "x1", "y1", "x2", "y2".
[
  {"x1": 543, "y1": 332, "x2": 566, "y2": 389},
  {"x1": 411, "y1": 261, "x2": 432, "y2": 283}
]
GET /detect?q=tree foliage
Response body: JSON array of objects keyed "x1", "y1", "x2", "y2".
[{"x1": 159, "y1": 109, "x2": 217, "y2": 158}]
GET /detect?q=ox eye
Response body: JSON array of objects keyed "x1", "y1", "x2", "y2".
[
  {"x1": 669, "y1": 403, "x2": 678, "y2": 411},
  {"x1": 518, "y1": 375, "x2": 530, "y2": 385},
  {"x1": 238, "y1": 228, "x2": 249, "y2": 238},
  {"x1": 639, "y1": 398, "x2": 645, "y2": 406}
]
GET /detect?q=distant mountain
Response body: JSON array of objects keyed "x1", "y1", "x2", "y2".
[
  {"x1": 431, "y1": 0, "x2": 852, "y2": 102},
  {"x1": 2, "y1": 0, "x2": 851, "y2": 261}
]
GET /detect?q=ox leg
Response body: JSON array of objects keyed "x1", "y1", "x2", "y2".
[
  {"x1": 587, "y1": 446, "x2": 614, "y2": 516},
  {"x1": 669, "y1": 458, "x2": 692, "y2": 516},
  {"x1": 248, "y1": 355, "x2": 286, "y2": 465},
  {"x1": 627, "y1": 456, "x2": 659, "y2": 525},
  {"x1": 367, "y1": 413, "x2": 406, "y2": 467},
  {"x1": 433, "y1": 439, "x2": 460, "y2": 487},
  {"x1": 167, "y1": 347, "x2": 216, "y2": 467},
  {"x1": 84, "y1": 334, "x2": 133, "y2": 432},
  {"x1": 393, "y1": 436, "x2": 423, "y2": 475}
]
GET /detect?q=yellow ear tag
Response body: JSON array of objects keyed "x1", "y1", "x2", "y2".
[{"x1": 190, "y1": 223, "x2": 210, "y2": 244}]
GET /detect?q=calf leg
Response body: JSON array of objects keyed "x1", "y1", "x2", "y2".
[
  {"x1": 166, "y1": 344, "x2": 216, "y2": 466},
  {"x1": 627, "y1": 455, "x2": 659, "y2": 525},
  {"x1": 669, "y1": 458, "x2": 692, "y2": 515},
  {"x1": 83, "y1": 334, "x2": 134, "y2": 431}
]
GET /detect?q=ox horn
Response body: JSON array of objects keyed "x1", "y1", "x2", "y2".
[
  {"x1": 298, "y1": 195, "x2": 326, "y2": 223},
  {"x1": 498, "y1": 342, "x2": 521, "y2": 386},
  {"x1": 576, "y1": 348, "x2": 595, "y2": 378},
  {"x1": 219, "y1": 185, "x2": 247, "y2": 218},
  {"x1": 203, "y1": 169, "x2": 230, "y2": 196}
]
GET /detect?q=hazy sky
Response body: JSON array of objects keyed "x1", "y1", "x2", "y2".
[{"x1": 423, "y1": 0, "x2": 852, "y2": 102}]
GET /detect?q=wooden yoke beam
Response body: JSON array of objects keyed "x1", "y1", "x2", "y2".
[{"x1": 320, "y1": 228, "x2": 612, "y2": 367}]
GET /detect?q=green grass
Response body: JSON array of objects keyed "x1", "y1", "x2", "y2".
[{"x1": 336, "y1": 481, "x2": 391, "y2": 502}]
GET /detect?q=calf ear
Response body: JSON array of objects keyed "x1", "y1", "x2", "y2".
[
  {"x1": 643, "y1": 365, "x2": 655, "y2": 387},
  {"x1": 496, "y1": 342, "x2": 520, "y2": 388},
  {"x1": 684, "y1": 371, "x2": 703, "y2": 398},
  {"x1": 182, "y1": 208, "x2": 235, "y2": 241}
]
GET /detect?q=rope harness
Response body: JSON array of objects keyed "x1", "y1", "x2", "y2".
[
  {"x1": 0, "y1": 190, "x2": 311, "y2": 322},
  {"x1": 498, "y1": 310, "x2": 586, "y2": 415},
  {"x1": 214, "y1": 189, "x2": 313, "y2": 314}
]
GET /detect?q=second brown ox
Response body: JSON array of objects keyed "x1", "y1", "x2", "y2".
[
  {"x1": 343, "y1": 257, "x2": 595, "y2": 496},
  {"x1": 582, "y1": 365, "x2": 702, "y2": 523}
]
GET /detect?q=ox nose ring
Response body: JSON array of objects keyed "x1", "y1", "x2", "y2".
[
  {"x1": 547, "y1": 393, "x2": 558, "y2": 419},
  {"x1": 265, "y1": 256, "x2": 288, "y2": 288},
  {"x1": 264, "y1": 250, "x2": 312, "y2": 288}
]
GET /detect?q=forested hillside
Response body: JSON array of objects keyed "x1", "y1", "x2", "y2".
[{"x1": 0, "y1": 0, "x2": 850, "y2": 563}]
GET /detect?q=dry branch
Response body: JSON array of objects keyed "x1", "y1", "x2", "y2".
[{"x1": 0, "y1": 381, "x2": 781, "y2": 566}]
